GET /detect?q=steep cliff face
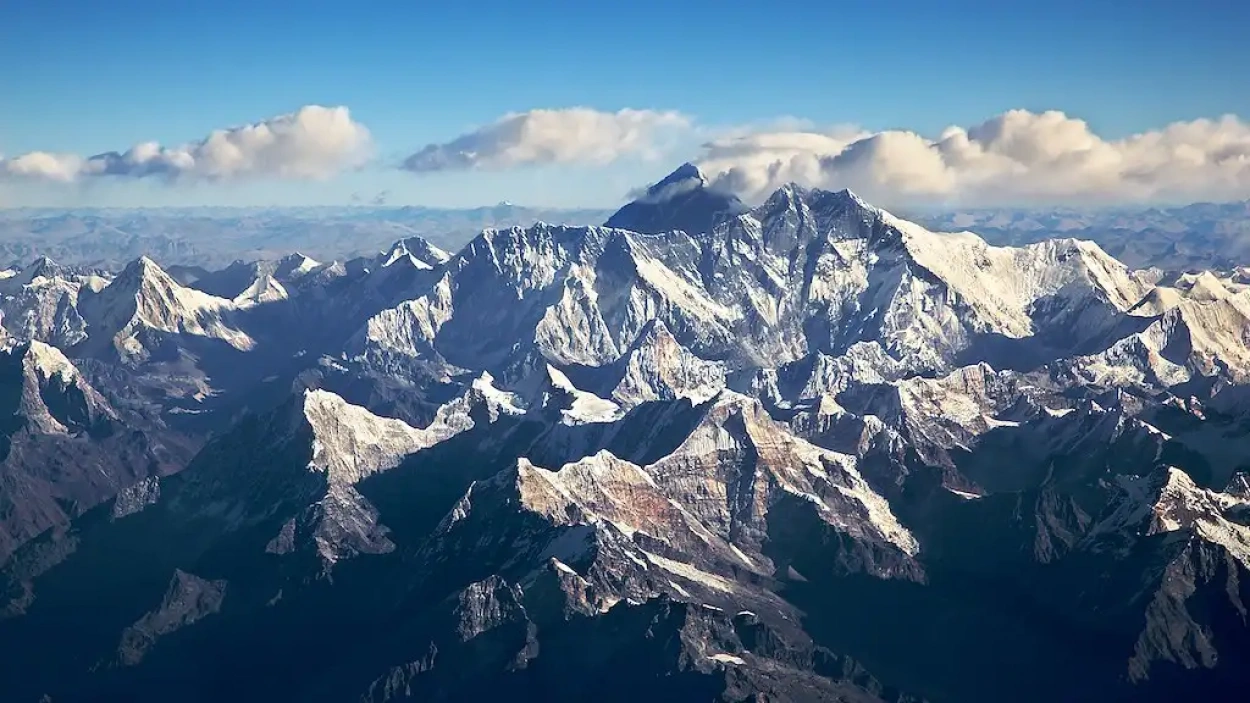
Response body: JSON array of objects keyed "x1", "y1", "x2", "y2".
[{"x1": 0, "y1": 342, "x2": 186, "y2": 563}]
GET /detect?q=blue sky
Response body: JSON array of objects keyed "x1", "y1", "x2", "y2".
[{"x1": 2, "y1": 0, "x2": 1247, "y2": 208}]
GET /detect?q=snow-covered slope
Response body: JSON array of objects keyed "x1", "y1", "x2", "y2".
[
  {"x1": 0, "y1": 257, "x2": 107, "y2": 348},
  {"x1": 529, "y1": 365, "x2": 623, "y2": 425},
  {"x1": 1086, "y1": 466, "x2": 1250, "y2": 563},
  {"x1": 608, "y1": 318, "x2": 726, "y2": 407},
  {"x1": 645, "y1": 390, "x2": 920, "y2": 570},
  {"x1": 1058, "y1": 288, "x2": 1250, "y2": 389},
  {"x1": 190, "y1": 252, "x2": 331, "y2": 301},
  {"x1": 378, "y1": 236, "x2": 451, "y2": 271},
  {"x1": 163, "y1": 380, "x2": 525, "y2": 568},
  {"x1": 15, "y1": 340, "x2": 117, "y2": 435},
  {"x1": 301, "y1": 389, "x2": 442, "y2": 485},
  {"x1": 231, "y1": 274, "x2": 288, "y2": 308},
  {"x1": 700, "y1": 185, "x2": 1151, "y2": 375},
  {"x1": 272, "y1": 252, "x2": 324, "y2": 282},
  {"x1": 352, "y1": 223, "x2": 739, "y2": 377},
  {"x1": 355, "y1": 181, "x2": 1154, "y2": 399},
  {"x1": 78, "y1": 256, "x2": 254, "y2": 361}
]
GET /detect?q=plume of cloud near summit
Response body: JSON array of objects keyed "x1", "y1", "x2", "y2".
[
  {"x1": 402, "y1": 107, "x2": 692, "y2": 173},
  {"x1": 0, "y1": 106, "x2": 372, "y2": 183},
  {"x1": 697, "y1": 109, "x2": 1250, "y2": 207}
]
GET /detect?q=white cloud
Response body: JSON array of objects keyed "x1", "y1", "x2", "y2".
[
  {"x1": 402, "y1": 107, "x2": 691, "y2": 172},
  {"x1": 697, "y1": 109, "x2": 1250, "y2": 207},
  {"x1": 0, "y1": 105, "x2": 372, "y2": 183},
  {"x1": 0, "y1": 152, "x2": 86, "y2": 183},
  {"x1": 9, "y1": 105, "x2": 1248, "y2": 208},
  {"x1": 696, "y1": 127, "x2": 869, "y2": 199},
  {"x1": 630, "y1": 174, "x2": 704, "y2": 204}
]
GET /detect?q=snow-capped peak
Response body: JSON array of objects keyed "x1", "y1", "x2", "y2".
[
  {"x1": 832, "y1": 187, "x2": 874, "y2": 213},
  {"x1": 24, "y1": 339, "x2": 79, "y2": 383},
  {"x1": 122, "y1": 255, "x2": 164, "y2": 279},
  {"x1": 649, "y1": 389, "x2": 921, "y2": 560},
  {"x1": 18, "y1": 256, "x2": 65, "y2": 285},
  {"x1": 652, "y1": 161, "x2": 707, "y2": 190},
  {"x1": 1087, "y1": 466, "x2": 1250, "y2": 567},
  {"x1": 81, "y1": 255, "x2": 254, "y2": 360},
  {"x1": 3, "y1": 256, "x2": 104, "y2": 298},
  {"x1": 109, "y1": 256, "x2": 193, "y2": 298},
  {"x1": 466, "y1": 371, "x2": 527, "y2": 418},
  {"x1": 273, "y1": 252, "x2": 322, "y2": 281},
  {"x1": 300, "y1": 389, "x2": 433, "y2": 485},
  {"x1": 761, "y1": 181, "x2": 812, "y2": 211},
  {"x1": 7, "y1": 341, "x2": 116, "y2": 434},
  {"x1": 299, "y1": 382, "x2": 519, "y2": 486},
  {"x1": 232, "y1": 275, "x2": 288, "y2": 308},
  {"x1": 605, "y1": 163, "x2": 744, "y2": 234},
  {"x1": 533, "y1": 365, "x2": 623, "y2": 425},
  {"x1": 379, "y1": 236, "x2": 451, "y2": 270}
]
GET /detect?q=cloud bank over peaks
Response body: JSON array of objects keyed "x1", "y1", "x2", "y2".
[
  {"x1": 0, "y1": 105, "x2": 372, "y2": 183},
  {"x1": 696, "y1": 110, "x2": 1250, "y2": 207},
  {"x1": 6, "y1": 104, "x2": 1248, "y2": 209},
  {"x1": 401, "y1": 107, "x2": 692, "y2": 172}
]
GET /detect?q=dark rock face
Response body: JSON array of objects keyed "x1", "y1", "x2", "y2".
[
  {"x1": 114, "y1": 570, "x2": 228, "y2": 667},
  {"x1": 0, "y1": 343, "x2": 191, "y2": 564},
  {"x1": 605, "y1": 163, "x2": 746, "y2": 236}
]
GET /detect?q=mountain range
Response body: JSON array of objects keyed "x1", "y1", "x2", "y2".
[
  {"x1": 910, "y1": 201, "x2": 1250, "y2": 272},
  {"x1": 4, "y1": 195, "x2": 1249, "y2": 275},
  {"x1": 0, "y1": 205, "x2": 613, "y2": 271},
  {"x1": 1, "y1": 164, "x2": 1249, "y2": 702}
]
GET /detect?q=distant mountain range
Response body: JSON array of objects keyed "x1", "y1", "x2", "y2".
[
  {"x1": 0, "y1": 205, "x2": 613, "y2": 271},
  {"x1": 2, "y1": 196, "x2": 1248, "y2": 274},
  {"x1": 2, "y1": 165, "x2": 1250, "y2": 701},
  {"x1": 908, "y1": 200, "x2": 1250, "y2": 271}
]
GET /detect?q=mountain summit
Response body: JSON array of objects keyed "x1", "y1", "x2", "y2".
[
  {"x1": 78, "y1": 255, "x2": 253, "y2": 362},
  {"x1": 605, "y1": 162, "x2": 746, "y2": 235}
]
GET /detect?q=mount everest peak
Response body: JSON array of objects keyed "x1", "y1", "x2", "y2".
[{"x1": 606, "y1": 161, "x2": 746, "y2": 235}]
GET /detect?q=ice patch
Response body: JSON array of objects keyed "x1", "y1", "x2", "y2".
[
  {"x1": 729, "y1": 544, "x2": 756, "y2": 568},
  {"x1": 643, "y1": 551, "x2": 738, "y2": 593}
]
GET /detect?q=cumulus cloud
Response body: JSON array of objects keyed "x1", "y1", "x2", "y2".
[
  {"x1": 0, "y1": 105, "x2": 372, "y2": 183},
  {"x1": 697, "y1": 110, "x2": 1250, "y2": 207},
  {"x1": 0, "y1": 152, "x2": 86, "y2": 183},
  {"x1": 402, "y1": 107, "x2": 691, "y2": 172}
]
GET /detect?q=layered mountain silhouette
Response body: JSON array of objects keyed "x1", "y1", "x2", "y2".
[{"x1": 2, "y1": 163, "x2": 1250, "y2": 702}]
